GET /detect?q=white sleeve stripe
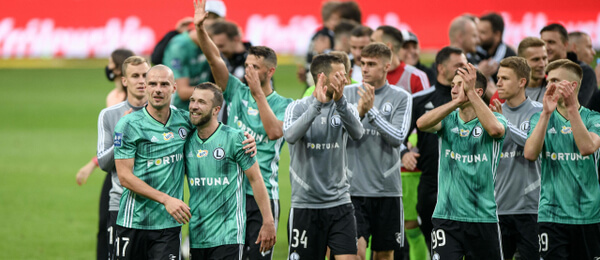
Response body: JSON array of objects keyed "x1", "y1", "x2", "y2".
[
  {"x1": 283, "y1": 100, "x2": 299, "y2": 131},
  {"x1": 373, "y1": 94, "x2": 412, "y2": 140},
  {"x1": 507, "y1": 124, "x2": 527, "y2": 138}
]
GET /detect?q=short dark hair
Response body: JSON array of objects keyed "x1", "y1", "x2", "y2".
[
  {"x1": 329, "y1": 51, "x2": 351, "y2": 74},
  {"x1": 454, "y1": 68, "x2": 488, "y2": 95},
  {"x1": 480, "y1": 13, "x2": 504, "y2": 36},
  {"x1": 195, "y1": 82, "x2": 224, "y2": 108},
  {"x1": 545, "y1": 59, "x2": 583, "y2": 87},
  {"x1": 517, "y1": 37, "x2": 546, "y2": 57},
  {"x1": 207, "y1": 20, "x2": 240, "y2": 40},
  {"x1": 499, "y1": 56, "x2": 531, "y2": 87},
  {"x1": 321, "y1": 1, "x2": 341, "y2": 22},
  {"x1": 337, "y1": 1, "x2": 361, "y2": 24},
  {"x1": 310, "y1": 54, "x2": 344, "y2": 85},
  {"x1": 111, "y1": 48, "x2": 135, "y2": 73},
  {"x1": 334, "y1": 20, "x2": 358, "y2": 40},
  {"x1": 351, "y1": 25, "x2": 373, "y2": 38},
  {"x1": 540, "y1": 23, "x2": 568, "y2": 43},
  {"x1": 248, "y1": 46, "x2": 278, "y2": 68},
  {"x1": 361, "y1": 42, "x2": 392, "y2": 62},
  {"x1": 435, "y1": 46, "x2": 464, "y2": 66},
  {"x1": 376, "y1": 26, "x2": 403, "y2": 52}
]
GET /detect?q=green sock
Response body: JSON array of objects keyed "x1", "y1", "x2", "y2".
[{"x1": 405, "y1": 227, "x2": 429, "y2": 260}]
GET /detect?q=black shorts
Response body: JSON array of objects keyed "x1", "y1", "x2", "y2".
[
  {"x1": 351, "y1": 196, "x2": 403, "y2": 251},
  {"x1": 114, "y1": 225, "x2": 181, "y2": 260},
  {"x1": 416, "y1": 177, "x2": 437, "y2": 249},
  {"x1": 190, "y1": 244, "x2": 242, "y2": 260},
  {"x1": 244, "y1": 195, "x2": 280, "y2": 259},
  {"x1": 499, "y1": 214, "x2": 538, "y2": 260},
  {"x1": 108, "y1": 211, "x2": 118, "y2": 260},
  {"x1": 287, "y1": 203, "x2": 357, "y2": 259},
  {"x1": 538, "y1": 222, "x2": 600, "y2": 260},
  {"x1": 431, "y1": 218, "x2": 503, "y2": 260}
]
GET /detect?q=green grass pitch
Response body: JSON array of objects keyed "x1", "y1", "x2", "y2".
[{"x1": 0, "y1": 64, "x2": 305, "y2": 259}]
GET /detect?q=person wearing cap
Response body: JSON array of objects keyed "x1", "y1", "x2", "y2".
[
  {"x1": 160, "y1": 0, "x2": 227, "y2": 111},
  {"x1": 399, "y1": 31, "x2": 435, "y2": 85}
]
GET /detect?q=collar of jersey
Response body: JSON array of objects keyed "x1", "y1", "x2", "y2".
[
  {"x1": 143, "y1": 106, "x2": 173, "y2": 127},
  {"x1": 374, "y1": 82, "x2": 389, "y2": 94},
  {"x1": 194, "y1": 122, "x2": 223, "y2": 144},
  {"x1": 456, "y1": 111, "x2": 478, "y2": 126},
  {"x1": 554, "y1": 106, "x2": 583, "y2": 123}
]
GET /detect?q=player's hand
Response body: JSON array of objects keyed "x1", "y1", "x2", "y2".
[
  {"x1": 457, "y1": 63, "x2": 477, "y2": 95},
  {"x1": 76, "y1": 160, "x2": 96, "y2": 186},
  {"x1": 330, "y1": 71, "x2": 347, "y2": 102},
  {"x1": 243, "y1": 132, "x2": 257, "y2": 157},
  {"x1": 193, "y1": 0, "x2": 208, "y2": 28},
  {"x1": 296, "y1": 65, "x2": 307, "y2": 84},
  {"x1": 477, "y1": 59, "x2": 498, "y2": 77},
  {"x1": 175, "y1": 17, "x2": 194, "y2": 33},
  {"x1": 314, "y1": 73, "x2": 328, "y2": 103},
  {"x1": 556, "y1": 80, "x2": 577, "y2": 108},
  {"x1": 401, "y1": 151, "x2": 420, "y2": 171},
  {"x1": 255, "y1": 220, "x2": 276, "y2": 254},
  {"x1": 357, "y1": 83, "x2": 375, "y2": 118},
  {"x1": 164, "y1": 196, "x2": 191, "y2": 224},
  {"x1": 542, "y1": 83, "x2": 559, "y2": 115},
  {"x1": 245, "y1": 66, "x2": 264, "y2": 98},
  {"x1": 489, "y1": 99, "x2": 503, "y2": 114}
]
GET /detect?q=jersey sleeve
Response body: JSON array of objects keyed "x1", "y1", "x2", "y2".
[
  {"x1": 113, "y1": 117, "x2": 136, "y2": 160},
  {"x1": 223, "y1": 74, "x2": 244, "y2": 103},
  {"x1": 505, "y1": 121, "x2": 528, "y2": 147},
  {"x1": 410, "y1": 72, "x2": 430, "y2": 94},
  {"x1": 163, "y1": 39, "x2": 189, "y2": 80},
  {"x1": 234, "y1": 131, "x2": 256, "y2": 171},
  {"x1": 97, "y1": 109, "x2": 115, "y2": 172},
  {"x1": 527, "y1": 112, "x2": 542, "y2": 138},
  {"x1": 493, "y1": 112, "x2": 508, "y2": 140},
  {"x1": 366, "y1": 93, "x2": 412, "y2": 147},
  {"x1": 585, "y1": 111, "x2": 600, "y2": 136},
  {"x1": 335, "y1": 95, "x2": 363, "y2": 140},
  {"x1": 283, "y1": 98, "x2": 321, "y2": 144}
]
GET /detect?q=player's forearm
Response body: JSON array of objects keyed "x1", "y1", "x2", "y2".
[
  {"x1": 97, "y1": 146, "x2": 115, "y2": 172},
  {"x1": 253, "y1": 95, "x2": 284, "y2": 140},
  {"x1": 369, "y1": 98, "x2": 412, "y2": 147},
  {"x1": 175, "y1": 78, "x2": 194, "y2": 101},
  {"x1": 116, "y1": 161, "x2": 170, "y2": 205},
  {"x1": 283, "y1": 100, "x2": 321, "y2": 144},
  {"x1": 246, "y1": 166, "x2": 274, "y2": 223},
  {"x1": 506, "y1": 123, "x2": 528, "y2": 147},
  {"x1": 524, "y1": 114, "x2": 549, "y2": 161},
  {"x1": 568, "y1": 106, "x2": 600, "y2": 155},
  {"x1": 195, "y1": 25, "x2": 229, "y2": 89},
  {"x1": 417, "y1": 100, "x2": 458, "y2": 133},
  {"x1": 335, "y1": 96, "x2": 363, "y2": 140},
  {"x1": 468, "y1": 91, "x2": 505, "y2": 138}
]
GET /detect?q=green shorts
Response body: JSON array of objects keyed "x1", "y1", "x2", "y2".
[{"x1": 401, "y1": 171, "x2": 421, "y2": 221}]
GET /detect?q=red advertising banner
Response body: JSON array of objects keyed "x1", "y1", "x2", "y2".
[{"x1": 1, "y1": 0, "x2": 598, "y2": 58}]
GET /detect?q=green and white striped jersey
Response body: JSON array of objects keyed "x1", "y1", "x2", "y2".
[
  {"x1": 433, "y1": 111, "x2": 507, "y2": 223},
  {"x1": 184, "y1": 124, "x2": 256, "y2": 248}
]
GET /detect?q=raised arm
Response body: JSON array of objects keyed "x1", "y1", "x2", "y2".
[
  {"x1": 417, "y1": 98, "x2": 460, "y2": 133},
  {"x1": 524, "y1": 84, "x2": 557, "y2": 161},
  {"x1": 366, "y1": 88, "x2": 412, "y2": 147},
  {"x1": 330, "y1": 71, "x2": 363, "y2": 140},
  {"x1": 459, "y1": 64, "x2": 505, "y2": 138},
  {"x1": 560, "y1": 80, "x2": 600, "y2": 155},
  {"x1": 193, "y1": 0, "x2": 229, "y2": 90},
  {"x1": 244, "y1": 162, "x2": 276, "y2": 253},
  {"x1": 246, "y1": 66, "x2": 284, "y2": 140}
]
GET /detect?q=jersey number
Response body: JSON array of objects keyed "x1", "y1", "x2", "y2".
[
  {"x1": 431, "y1": 229, "x2": 446, "y2": 249},
  {"x1": 291, "y1": 229, "x2": 308, "y2": 248},
  {"x1": 108, "y1": 226, "x2": 113, "y2": 245},
  {"x1": 115, "y1": 237, "x2": 130, "y2": 257},
  {"x1": 539, "y1": 233, "x2": 549, "y2": 252}
]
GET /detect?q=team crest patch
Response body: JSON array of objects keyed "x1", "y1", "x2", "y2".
[
  {"x1": 395, "y1": 232, "x2": 403, "y2": 244},
  {"x1": 163, "y1": 132, "x2": 174, "y2": 141},
  {"x1": 213, "y1": 147, "x2": 225, "y2": 160},
  {"x1": 178, "y1": 127, "x2": 187, "y2": 139},
  {"x1": 330, "y1": 115, "x2": 342, "y2": 127},
  {"x1": 197, "y1": 150, "x2": 208, "y2": 158},
  {"x1": 289, "y1": 252, "x2": 300, "y2": 260},
  {"x1": 472, "y1": 126, "x2": 483, "y2": 137},
  {"x1": 248, "y1": 107, "x2": 259, "y2": 116},
  {"x1": 460, "y1": 129, "x2": 470, "y2": 137},
  {"x1": 520, "y1": 121, "x2": 530, "y2": 132},
  {"x1": 380, "y1": 102, "x2": 393, "y2": 115},
  {"x1": 114, "y1": 133, "x2": 123, "y2": 147},
  {"x1": 561, "y1": 126, "x2": 572, "y2": 134},
  {"x1": 170, "y1": 59, "x2": 181, "y2": 70},
  {"x1": 432, "y1": 253, "x2": 440, "y2": 260}
]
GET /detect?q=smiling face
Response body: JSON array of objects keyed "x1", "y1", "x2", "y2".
[
  {"x1": 145, "y1": 68, "x2": 176, "y2": 110},
  {"x1": 522, "y1": 46, "x2": 548, "y2": 82},
  {"x1": 541, "y1": 31, "x2": 567, "y2": 62},
  {"x1": 189, "y1": 88, "x2": 217, "y2": 127},
  {"x1": 122, "y1": 63, "x2": 150, "y2": 100}
]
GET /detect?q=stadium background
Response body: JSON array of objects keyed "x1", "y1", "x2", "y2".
[{"x1": 1, "y1": 0, "x2": 599, "y2": 258}]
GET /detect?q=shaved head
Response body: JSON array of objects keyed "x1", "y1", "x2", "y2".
[{"x1": 147, "y1": 65, "x2": 175, "y2": 83}]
